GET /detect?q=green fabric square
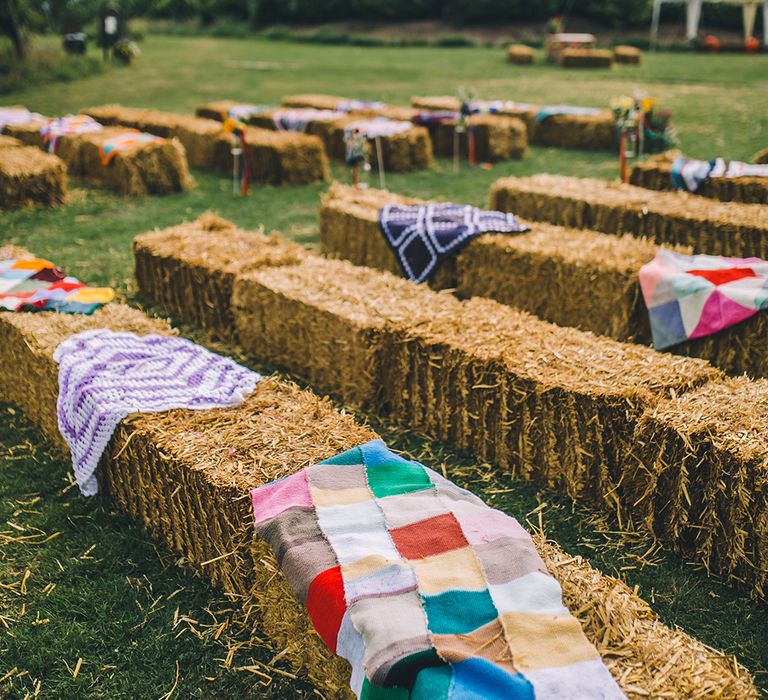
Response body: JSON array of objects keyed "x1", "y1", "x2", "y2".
[
  {"x1": 360, "y1": 677, "x2": 409, "y2": 700},
  {"x1": 366, "y1": 461, "x2": 433, "y2": 498},
  {"x1": 423, "y1": 589, "x2": 497, "y2": 635},
  {"x1": 387, "y1": 647, "x2": 442, "y2": 688},
  {"x1": 411, "y1": 665, "x2": 452, "y2": 699},
  {"x1": 321, "y1": 445, "x2": 363, "y2": 466}
]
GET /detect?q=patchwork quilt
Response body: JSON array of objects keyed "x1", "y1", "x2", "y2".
[
  {"x1": 378, "y1": 203, "x2": 529, "y2": 283},
  {"x1": 670, "y1": 156, "x2": 768, "y2": 193},
  {"x1": 0, "y1": 258, "x2": 114, "y2": 315},
  {"x1": 337, "y1": 100, "x2": 386, "y2": 113},
  {"x1": 40, "y1": 114, "x2": 103, "y2": 153},
  {"x1": 344, "y1": 118, "x2": 412, "y2": 139},
  {"x1": 99, "y1": 130, "x2": 165, "y2": 165},
  {"x1": 54, "y1": 329, "x2": 261, "y2": 495},
  {"x1": 0, "y1": 107, "x2": 42, "y2": 130},
  {"x1": 250, "y1": 439, "x2": 624, "y2": 699},
  {"x1": 639, "y1": 249, "x2": 768, "y2": 349}
]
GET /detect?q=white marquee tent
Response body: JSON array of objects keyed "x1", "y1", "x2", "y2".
[{"x1": 650, "y1": 0, "x2": 768, "y2": 47}]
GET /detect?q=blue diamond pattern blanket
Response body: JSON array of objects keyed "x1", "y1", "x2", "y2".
[{"x1": 378, "y1": 204, "x2": 529, "y2": 283}]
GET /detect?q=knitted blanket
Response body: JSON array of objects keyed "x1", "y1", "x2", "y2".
[
  {"x1": 639, "y1": 249, "x2": 768, "y2": 349},
  {"x1": 344, "y1": 118, "x2": 412, "y2": 139},
  {"x1": 671, "y1": 156, "x2": 768, "y2": 193},
  {"x1": 273, "y1": 108, "x2": 344, "y2": 132},
  {"x1": 535, "y1": 105, "x2": 602, "y2": 123},
  {"x1": 99, "y1": 130, "x2": 165, "y2": 166},
  {"x1": 54, "y1": 330, "x2": 261, "y2": 496},
  {"x1": 0, "y1": 107, "x2": 42, "y2": 130},
  {"x1": 337, "y1": 100, "x2": 386, "y2": 113},
  {"x1": 226, "y1": 104, "x2": 266, "y2": 121},
  {"x1": 378, "y1": 203, "x2": 529, "y2": 283},
  {"x1": 40, "y1": 115, "x2": 103, "y2": 153},
  {"x1": 411, "y1": 110, "x2": 459, "y2": 126},
  {"x1": 251, "y1": 439, "x2": 624, "y2": 699},
  {"x1": 0, "y1": 258, "x2": 114, "y2": 314}
]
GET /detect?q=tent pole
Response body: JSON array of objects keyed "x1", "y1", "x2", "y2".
[{"x1": 650, "y1": 0, "x2": 662, "y2": 50}]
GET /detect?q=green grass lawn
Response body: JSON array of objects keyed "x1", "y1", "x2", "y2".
[{"x1": 2, "y1": 34, "x2": 768, "y2": 698}]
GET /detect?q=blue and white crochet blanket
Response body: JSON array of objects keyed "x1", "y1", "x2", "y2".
[
  {"x1": 671, "y1": 156, "x2": 768, "y2": 193},
  {"x1": 378, "y1": 204, "x2": 529, "y2": 283},
  {"x1": 535, "y1": 105, "x2": 602, "y2": 123}
]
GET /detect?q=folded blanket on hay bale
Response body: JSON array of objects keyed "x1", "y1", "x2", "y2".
[
  {"x1": 0, "y1": 249, "x2": 754, "y2": 699},
  {"x1": 128, "y1": 222, "x2": 768, "y2": 600},
  {"x1": 0, "y1": 140, "x2": 66, "y2": 208},
  {"x1": 81, "y1": 104, "x2": 329, "y2": 185},
  {"x1": 4, "y1": 116, "x2": 191, "y2": 196},
  {"x1": 630, "y1": 152, "x2": 768, "y2": 204},
  {"x1": 489, "y1": 173, "x2": 768, "y2": 259},
  {"x1": 319, "y1": 183, "x2": 768, "y2": 379},
  {"x1": 410, "y1": 96, "x2": 615, "y2": 151},
  {"x1": 559, "y1": 48, "x2": 613, "y2": 68}
]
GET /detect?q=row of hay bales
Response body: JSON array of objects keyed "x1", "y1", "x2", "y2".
[
  {"x1": 5, "y1": 117, "x2": 191, "y2": 197},
  {"x1": 135, "y1": 215, "x2": 768, "y2": 600},
  {"x1": 81, "y1": 105, "x2": 329, "y2": 185},
  {"x1": 410, "y1": 95, "x2": 615, "y2": 151},
  {"x1": 630, "y1": 152, "x2": 768, "y2": 204},
  {"x1": 195, "y1": 100, "x2": 433, "y2": 172},
  {"x1": 319, "y1": 183, "x2": 768, "y2": 379},
  {"x1": 2, "y1": 241, "x2": 757, "y2": 699},
  {"x1": 490, "y1": 173, "x2": 768, "y2": 259},
  {"x1": 0, "y1": 135, "x2": 67, "y2": 208}
]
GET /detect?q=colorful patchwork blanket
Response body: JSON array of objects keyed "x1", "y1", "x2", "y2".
[
  {"x1": 273, "y1": 108, "x2": 345, "y2": 132},
  {"x1": 535, "y1": 105, "x2": 602, "y2": 123},
  {"x1": 251, "y1": 439, "x2": 624, "y2": 699},
  {"x1": 345, "y1": 118, "x2": 412, "y2": 139},
  {"x1": 671, "y1": 156, "x2": 768, "y2": 193},
  {"x1": 0, "y1": 107, "x2": 42, "y2": 130},
  {"x1": 639, "y1": 249, "x2": 768, "y2": 349},
  {"x1": 0, "y1": 258, "x2": 114, "y2": 315},
  {"x1": 337, "y1": 100, "x2": 386, "y2": 113},
  {"x1": 99, "y1": 130, "x2": 165, "y2": 165},
  {"x1": 378, "y1": 204, "x2": 529, "y2": 283},
  {"x1": 226, "y1": 104, "x2": 266, "y2": 121},
  {"x1": 411, "y1": 110, "x2": 459, "y2": 126},
  {"x1": 54, "y1": 329, "x2": 261, "y2": 496},
  {"x1": 470, "y1": 100, "x2": 533, "y2": 114},
  {"x1": 40, "y1": 114, "x2": 103, "y2": 153}
]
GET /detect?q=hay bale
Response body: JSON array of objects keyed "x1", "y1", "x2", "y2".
[
  {"x1": 752, "y1": 147, "x2": 768, "y2": 165},
  {"x1": 232, "y1": 256, "x2": 719, "y2": 517},
  {"x1": 280, "y1": 94, "x2": 349, "y2": 110},
  {"x1": 613, "y1": 45, "x2": 642, "y2": 64},
  {"x1": 0, "y1": 135, "x2": 23, "y2": 149},
  {"x1": 134, "y1": 213, "x2": 305, "y2": 338},
  {"x1": 489, "y1": 174, "x2": 768, "y2": 258},
  {"x1": 429, "y1": 114, "x2": 527, "y2": 162},
  {"x1": 82, "y1": 105, "x2": 330, "y2": 185},
  {"x1": 506, "y1": 43, "x2": 535, "y2": 64},
  {"x1": 0, "y1": 299, "x2": 754, "y2": 698},
  {"x1": 319, "y1": 182, "x2": 457, "y2": 289},
  {"x1": 630, "y1": 152, "x2": 768, "y2": 204},
  {"x1": 630, "y1": 377, "x2": 768, "y2": 598},
  {"x1": 4, "y1": 118, "x2": 47, "y2": 149},
  {"x1": 194, "y1": 99, "x2": 242, "y2": 121},
  {"x1": 560, "y1": 48, "x2": 613, "y2": 68},
  {"x1": 0, "y1": 145, "x2": 66, "y2": 209}
]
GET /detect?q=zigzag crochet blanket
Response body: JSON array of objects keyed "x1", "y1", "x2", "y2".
[
  {"x1": 251, "y1": 439, "x2": 625, "y2": 699},
  {"x1": 54, "y1": 329, "x2": 261, "y2": 496},
  {"x1": 671, "y1": 156, "x2": 768, "y2": 193}
]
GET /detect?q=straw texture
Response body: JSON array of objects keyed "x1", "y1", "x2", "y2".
[
  {"x1": 613, "y1": 46, "x2": 642, "y2": 64},
  {"x1": 82, "y1": 105, "x2": 330, "y2": 185},
  {"x1": 631, "y1": 377, "x2": 768, "y2": 598},
  {"x1": 0, "y1": 298, "x2": 754, "y2": 698},
  {"x1": 630, "y1": 152, "x2": 768, "y2": 204},
  {"x1": 0, "y1": 145, "x2": 66, "y2": 208},
  {"x1": 489, "y1": 173, "x2": 768, "y2": 258},
  {"x1": 134, "y1": 213, "x2": 305, "y2": 338},
  {"x1": 506, "y1": 44, "x2": 534, "y2": 64},
  {"x1": 560, "y1": 48, "x2": 613, "y2": 68},
  {"x1": 753, "y1": 148, "x2": 768, "y2": 165},
  {"x1": 429, "y1": 114, "x2": 527, "y2": 162}
]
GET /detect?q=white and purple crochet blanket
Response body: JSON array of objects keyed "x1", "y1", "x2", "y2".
[
  {"x1": 337, "y1": 100, "x2": 386, "y2": 113},
  {"x1": 0, "y1": 107, "x2": 43, "y2": 130},
  {"x1": 344, "y1": 118, "x2": 412, "y2": 139},
  {"x1": 378, "y1": 204, "x2": 529, "y2": 283},
  {"x1": 273, "y1": 108, "x2": 344, "y2": 132},
  {"x1": 671, "y1": 156, "x2": 768, "y2": 193},
  {"x1": 54, "y1": 329, "x2": 261, "y2": 496}
]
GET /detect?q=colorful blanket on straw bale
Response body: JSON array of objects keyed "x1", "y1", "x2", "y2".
[
  {"x1": 337, "y1": 100, "x2": 386, "y2": 112},
  {"x1": 411, "y1": 110, "x2": 459, "y2": 126},
  {"x1": 99, "y1": 130, "x2": 165, "y2": 165},
  {"x1": 344, "y1": 118, "x2": 412, "y2": 139},
  {"x1": 639, "y1": 249, "x2": 768, "y2": 349},
  {"x1": 251, "y1": 439, "x2": 624, "y2": 699},
  {"x1": 226, "y1": 104, "x2": 265, "y2": 121},
  {"x1": 378, "y1": 204, "x2": 529, "y2": 283},
  {"x1": 54, "y1": 330, "x2": 261, "y2": 496},
  {"x1": 40, "y1": 114, "x2": 103, "y2": 153},
  {"x1": 0, "y1": 258, "x2": 114, "y2": 315},
  {"x1": 0, "y1": 107, "x2": 42, "y2": 130},
  {"x1": 273, "y1": 108, "x2": 345, "y2": 132},
  {"x1": 470, "y1": 100, "x2": 533, "y2": 114},
  {"x1": 535, "y1": 105, "x2": 602, "y2": 123},
  {"x1": 671, "y1": 156, "x2": 768, "y2": 193}
]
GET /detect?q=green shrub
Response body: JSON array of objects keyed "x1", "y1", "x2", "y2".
[
  {"x1": 434, "y1": 34, "x2": 475, "y2": 47},
  {"x1": 0, "y1": 44, "x2": 106, "y2": 94}
]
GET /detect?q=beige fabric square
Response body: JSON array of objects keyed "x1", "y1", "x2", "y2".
[
  {"x1": 310, "y1": 486, "x2": 371, "y2": 507},
  {"x1": 411, "y1": 546, "x2": 487, "y2": 595}
]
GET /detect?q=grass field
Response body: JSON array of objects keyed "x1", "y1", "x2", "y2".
[{"x1": 2, "y1": 34, "x2": 768, "y2": 698}]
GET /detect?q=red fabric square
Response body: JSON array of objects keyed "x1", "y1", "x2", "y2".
[
  {"x1": 305, "y1": 565, "x2": 347, "y2": 653},
  {"x1": 390, "y1": 513, "x2": 468, "y2": 560},
  {"x1": 688, "y1": 267, "x2": 756, "y2": 287}
]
